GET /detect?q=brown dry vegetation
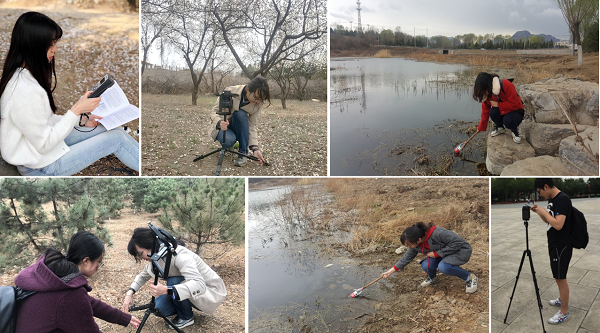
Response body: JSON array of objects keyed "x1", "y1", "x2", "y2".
[
  {"x1": 0, "y1": 203, "x2": 244, "y2": 333},
  {"x1": 332, "y1": 46, "x2": 599, "y2": 85},
  {"x1": 141, "y1": 93, "x2": 327, "y2": 176},
  {"x1": 0, "y1": 6, "x2": 139, "y2": 176},
  {"x1": 251, "y1": 178, "x2": 489, "y2": 333}
]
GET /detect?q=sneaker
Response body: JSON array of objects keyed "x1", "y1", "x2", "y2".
[
  {"x1": 234, "y1": 155, "x2": 246, "y2": 167},
  {"x1": 512, "y1": 131, "x2": 521, "y2": 143},
  {"x1": 166, "y1": 316, "x2": 195, "y2": 329},
  {"x1": 491, "y1": 126, "x2": 505, "y2": 137},
  {"x1": 421, "y1": 276, "x2": 437, "y2": 287},
  {"x1": 548, "y1": 310, "x2": 569, "y2": 325},
  {"x1": 549, "y1": 297, "x2": 562, "y2": 307},
  {"x1": 466, "y1": 273, "x2": 478, "y2": 293}
]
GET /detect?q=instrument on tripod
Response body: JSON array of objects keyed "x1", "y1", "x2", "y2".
[
  {"x1": 504, "y1": 204, "x2": 547, "y2": 333},
  {"x1": 193, "y1": 91, "x2": 262, "y2": 176},
  {"x1": 128, "y1": 222, "x2": 185, "y2": 332}
]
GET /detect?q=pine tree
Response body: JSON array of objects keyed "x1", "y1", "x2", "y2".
[
  {"x1": 160, "y1": 178, "x2": 245, "y2": 255},
  {"x1": 0, "y1": 178, "x2": 112, "y2": 272}
]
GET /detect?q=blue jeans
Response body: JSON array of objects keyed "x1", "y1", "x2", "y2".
[
  {"x1": 17, "y1": 125, "x2": 139, "y2": 176},
  {"x1": 155, "y1": 276, "x2": 198, "y2": 320},
  {"x1": 490, "y1": 107, "x2": 523, "y2": 136},
  {"x1": 216, "y1": 110, "x2": 249, "y2": 154},
  {"x1": 420, "y1": 257, "x2": 470, "y2": 281}
]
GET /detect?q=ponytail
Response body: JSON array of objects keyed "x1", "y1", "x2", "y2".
[
  {"x1": 401, "y1": 222, "x2": 435, "y2": 245},
  {"x1": 43, "y1": 248, "x2": 78, "y2": 278}
]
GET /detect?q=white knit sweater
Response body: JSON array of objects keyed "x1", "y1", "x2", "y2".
[{"x1": 0, "y1": 68, "x2": 78, "y2": 169}]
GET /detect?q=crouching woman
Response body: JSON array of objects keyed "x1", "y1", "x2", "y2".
[
  {"x1": 121, "y1": 228, "x2": 227, "y2": 330},
  {"x1": 381, "y1": 222, "x2": 478, "y2": 294}
]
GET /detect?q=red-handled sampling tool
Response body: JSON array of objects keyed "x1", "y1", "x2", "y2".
[
  {"x1": 349, "y1": 276, "x2": 384, "y2": 298},
  {"x1": 454, "y1": 130, "x2": 480, "y2": 154}
]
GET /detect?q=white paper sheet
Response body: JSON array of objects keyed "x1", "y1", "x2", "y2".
[{"x1": 98, "y1": 105, "x2": 140, "y2": 131}]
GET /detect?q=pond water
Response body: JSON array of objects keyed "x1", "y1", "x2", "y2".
[
  {"x1": 330, "y1": 57, "x2": 488, "y2": 176},
  {"x1": 248, "y1": 186, "x2": 392, "y2": 332}
]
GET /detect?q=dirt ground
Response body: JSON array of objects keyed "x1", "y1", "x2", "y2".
[
  {"x1": 331, "y1": 47, "x2": 599, "y2": 85},
  {"x1": 250, "y1": 178, "x2": 489, "y2": 333},
  {"x1": 0, "y1": 206, "x2": 245, "y2": 333},
  {"x1": 141, "y1": 93, "x2": 327, "y2": 176},
  {"x1": 0, "y1": 5, "x2": 139, "y2": 176}
]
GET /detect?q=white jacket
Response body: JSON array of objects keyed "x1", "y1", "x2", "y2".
[
  {"x1": 0, "y1": 68, "x2": 78, "y2": 168},
  {"x1": 129, "y1": 246, "x2": 227, "y2": 315}
]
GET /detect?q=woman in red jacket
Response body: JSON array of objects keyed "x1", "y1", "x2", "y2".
[
  {"x1": 473, "y1": 72, "x2": 525, "y2": 143},
  {"x1": 14, "y1": 231, "x2": 141, "y2": 333}
]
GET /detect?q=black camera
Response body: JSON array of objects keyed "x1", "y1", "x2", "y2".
[
  {"x1": 217, "y1": 90, "x2": 239, "y2": 115},
  {"x1": 522, "y1": 204, "x2": 530, "y2": 221}
]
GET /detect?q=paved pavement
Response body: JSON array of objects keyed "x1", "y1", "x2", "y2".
[{"x1": 491, "y1": 197, "x2": 600, "y2": 333}]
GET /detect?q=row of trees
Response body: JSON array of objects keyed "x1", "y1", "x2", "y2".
[
  {"x1": 332, "y1": 26, "x2": 566, "y2": 50},
  {"x1": 0, "y1": 178, "x2": 244, "y2": 272},
  {"x1": 142, "y1": 0, "x2": 327, "y2": 107},
  {"x1": 491, "y1": 178, "x2": 600, "y2": 202}
]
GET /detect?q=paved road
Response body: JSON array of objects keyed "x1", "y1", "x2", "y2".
[{"x1": 491, "y1": 197, "x2": 600, "y2": 333}]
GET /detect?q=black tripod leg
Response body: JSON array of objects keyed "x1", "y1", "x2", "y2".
[
  {"x1": 527, "y1": 251, "x2": 547, "y2": 333},
  {"x1": 136, "y1": 309, "x2": 152, "y2": 333},
  {"x1": 504, "y1": 250, "x2": 527, "y2": 323},
  {"x1": 215, "y1": 149, "x2": 226, "y2": 176},
  {"x1": 193, "y1": 148, "x2": 221, "y2": 162}
]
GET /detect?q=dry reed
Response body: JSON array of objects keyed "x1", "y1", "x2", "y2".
[{"x1": 373, "y1": 49, "x2": 391, "y2": 58}]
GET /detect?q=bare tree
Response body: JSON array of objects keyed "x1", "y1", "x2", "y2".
[
  {"x1": 167, "y1": 0, "x2": 220, "y2": 105},
  {"x1": 141, "y1": 0, "x2": 174, "y2": 75},
  {"x1": 212, "y1": 0, "x2": 326, "y2": 79},
  {"x1": 555, "y1": 0, "x2": 596, "y2": 47}
]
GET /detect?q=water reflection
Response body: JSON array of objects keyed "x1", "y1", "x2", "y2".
[
  {"x1": 248, "y1": 185, "x2": 390, "y2": 332},
  {"x1": 330, "y1": 57, "x2": 486, "y2": 176}
]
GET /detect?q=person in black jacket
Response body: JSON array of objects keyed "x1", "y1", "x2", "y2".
[
  {"x1": 530, "y1": 178, "x2": 572, "y2": 325},
  {"x1": 381, "y1": 222, "x2": 477, "y2": 294}
]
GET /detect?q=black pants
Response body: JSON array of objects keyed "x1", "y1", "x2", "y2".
[{"x1": 490, "y1": 107, "x2": 523, "y2": 136}]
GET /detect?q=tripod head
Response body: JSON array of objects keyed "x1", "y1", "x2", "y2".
[
  {"x1": 216, "y1": 90, "x2": 239, "y2": 116},
  {"x1": 147, "y1": 221, "x2": 178, "y2": 278}
]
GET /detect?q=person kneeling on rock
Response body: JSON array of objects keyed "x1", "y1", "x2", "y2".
[
  {"x1": 472, "y1": 72, "x2": 525, "y2": 144},
  {"x1": 381, "y1": 222, "x2": 477, "y2": 294}
]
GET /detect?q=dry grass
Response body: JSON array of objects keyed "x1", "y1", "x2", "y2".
[{"x1": 373, "y1": 49, "x2": 392, "y2": 58}]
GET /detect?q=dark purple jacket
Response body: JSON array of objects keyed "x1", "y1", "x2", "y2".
[{"x1": 14, "y1": 254, "x2": 131, "y2": 333}]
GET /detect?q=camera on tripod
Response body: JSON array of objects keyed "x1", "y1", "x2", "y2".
[
  {"x1": 216, "y1": 91, "x2": 239, "y2": 116},
  {"x1": 522, "y1": 199, "x2": 535, "y2": 221}
]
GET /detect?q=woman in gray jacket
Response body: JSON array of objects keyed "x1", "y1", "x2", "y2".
[
  {"x1": 381, "y1": 222, "x2": 477, "y2": 293},
  {"x1": 121, "y1": 228, "x2": 227, "y2": 330}
]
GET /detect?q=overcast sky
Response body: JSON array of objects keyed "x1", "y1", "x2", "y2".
[{"x1": 329, "y1": 0, "x2": 572, "y2": 40}]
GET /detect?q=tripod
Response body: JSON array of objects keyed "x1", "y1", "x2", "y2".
[
  {"x1": 193, "y1": 91, "x2": 260, "y2": 175},
  {"x1": 504, "y1": 206, "x2": 547, "y2": 333},
  {"x1": 129, "y1": 222, "x2": 185, "y2": 332}
]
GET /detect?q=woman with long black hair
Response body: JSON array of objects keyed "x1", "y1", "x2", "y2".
[
  {"x1": 472, "y1": 72, "x2": 525, "y2": 143},
  {"x1": 381, "y1": 222, "x2": 477, "y2": 294},
  {"x1": 13, "y1": 231, "x2": 141, "y2": 332},
  {"x1": 0, "y1": 12, "x2": 139, "y2": 176}
]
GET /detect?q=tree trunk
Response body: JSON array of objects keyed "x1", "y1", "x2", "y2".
[{"x1": 281, "y1": 98, "x2": 287, "y2": 109}]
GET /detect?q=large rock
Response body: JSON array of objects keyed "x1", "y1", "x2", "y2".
[
  {"x1": 0, "y1": 158, "x2": 19, "y2": 176},
  {"x1": 500, "y1": 156, "x2": 582, "y2": 176},
  {"x1": 519, "y1": 76, "x2": 599, "y2": 126},
  {"x1": 558, "y1": 127, "x2": 599, "y2": 176},
  {"x1": 486, "y1": 131, "x2": 536, "y2": 175},
  {"x1": 527, "y1": 123, "x2": 592, "y2": 156}
]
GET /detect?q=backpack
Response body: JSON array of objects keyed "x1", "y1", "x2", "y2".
[
  {"x1": 569, "y1": 205, "x2": 589, "y2": 249},
  {"x1": 0, "y1": 286, "x2": 35, "y2": 333}
]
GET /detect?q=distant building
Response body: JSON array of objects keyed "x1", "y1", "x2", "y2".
[{"x1": 555, "y1": 40, "x2": 572, "y2": 48}]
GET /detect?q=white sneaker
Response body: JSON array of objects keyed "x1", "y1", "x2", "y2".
[
  {"x1": 491, "y1": 127, "x2": 505, "y2": 137},
  {"x1": 512, "y1": 132, "x2": 521, "y2": 143},
  {"x1": 548, "y1": 310, "x2": 569, "y2": 324},
  {"x1": 549, "y1": 297, "x2": 561, "y2": 307},
  {"x1": 466, "y1": 273, "x2": 477, "y2": 293},
  {"x1": 420, "y1": 277, "x2": 437, "y2": 287}
]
